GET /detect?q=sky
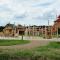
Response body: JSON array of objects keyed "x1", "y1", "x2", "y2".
[{"x1": 0, "y1": 0, "x2": 60, "y2": 26}]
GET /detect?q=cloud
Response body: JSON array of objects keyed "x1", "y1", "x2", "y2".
[{"x1": 0, "y1": 0, "x2": 60, "y2": 26}]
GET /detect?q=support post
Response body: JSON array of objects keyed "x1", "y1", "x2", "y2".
[{"x1": 57, "y1": 26, "x2": 58, "y2": 39}]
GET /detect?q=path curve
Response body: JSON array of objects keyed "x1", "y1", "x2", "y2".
[{"x1": 0, "y1": 40, "x2": 50, "y2": 50}]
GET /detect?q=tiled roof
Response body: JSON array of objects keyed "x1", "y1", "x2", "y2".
[{"x1": 54, "y1": 15, "x2": 60, "y2": 22}]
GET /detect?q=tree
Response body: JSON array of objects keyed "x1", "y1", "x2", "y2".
[{"x1": 0, "y1": 26, "x2": 5, "y2": 32}]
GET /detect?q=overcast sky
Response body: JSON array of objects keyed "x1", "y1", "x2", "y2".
[{"x1": 0, "y1": 0, "x2": 60, "y2": 26}]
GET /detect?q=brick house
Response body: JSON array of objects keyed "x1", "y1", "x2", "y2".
[{"x1": 52, "y1": 15, "x2": 60, "y2": 35}]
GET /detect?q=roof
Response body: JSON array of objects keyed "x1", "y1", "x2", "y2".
[
  {"x1": 58, "y1": 15, "x2": 60, "y2": 18},
  {"x1": 5, "y1": 23, "x2": 16, "y2": 29},
  {"x1": 54, "y1": 15, "x2": 60, "y2": 22}
]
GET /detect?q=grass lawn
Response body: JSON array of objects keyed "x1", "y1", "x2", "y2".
[
  {"x1": 0, "y1": 41, "x2": 60, "y2": 60},
  {"x1": 0, "y1": 40, "x2": 30, "y2": 46}
]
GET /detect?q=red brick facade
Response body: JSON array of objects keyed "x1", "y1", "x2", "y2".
[{"x1": 52, "y1": 15, "x2": 60, "y2": 33}]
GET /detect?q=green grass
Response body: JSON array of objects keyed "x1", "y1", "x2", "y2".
[
  {"x1": 47, "y1": 42, "x2": 60, "y2": 48},
  {"x1": 0, "y1": 42, "x2": 60, "y2": 60},
  {"x1": 33, "y1": 42, "x2": 60, "y2": 60},
  {"x1": 0, "y1": 40, "x2": 30, "y2": 46}
]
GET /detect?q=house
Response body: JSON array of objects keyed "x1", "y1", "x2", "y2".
[
  {"x1": 25, "y1": 25, "x2": 52, "y2": 38},
  {"x1": 3, "y1": 23, "x2": 16, "y2": 37},
  {"x1": 3, "y1": 23, "x2": 26, "y2": 37},
  {"x1": 0, "y1": 23, "x2": 53, "y2": 37},
  {"x1": 52, "y1": 15, "x2": 60, "y2": 35},
  {"x1": 25, "y1": 25, "x2": 42, "y2": 36},
  {"x1": 16, "y1": 25, "x2": 26, "y2": 35}
]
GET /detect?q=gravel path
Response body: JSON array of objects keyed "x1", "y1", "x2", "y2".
[{"x1": 0, "y1": 40, "x2": 50, "y2": 50}]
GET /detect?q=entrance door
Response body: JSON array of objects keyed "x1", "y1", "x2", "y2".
[
  {"x1": 58, "y1": 28, "x2": 60, "y2": 37},
  {"x1": 58, "y1": 28, "x2": 60, "y2": 34},
  {"x1": 19, "y1": 31, "x2": 24, "y2": 35}
]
